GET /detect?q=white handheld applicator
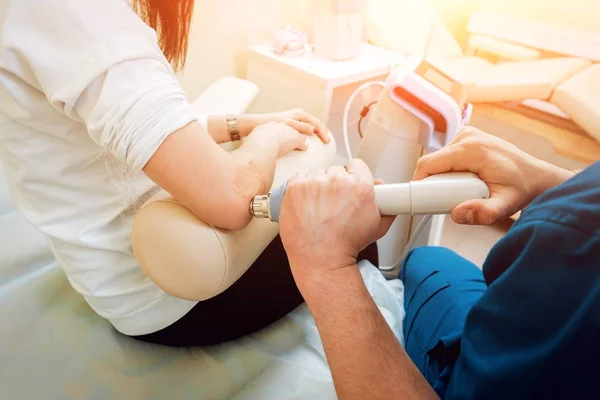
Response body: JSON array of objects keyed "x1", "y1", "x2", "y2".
[{"x1": 250, "y1": 172, "x2": 489, "y2": 223}]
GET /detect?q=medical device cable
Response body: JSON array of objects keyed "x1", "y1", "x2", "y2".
[
  {"x1": 345, "y1": 3, "x2": 439, "y2": 269},
  {"x1": 343, "y1": 81, "x2": 385, "y2": 161},
  {"x1": 378, "y1": 214, "x2": 433, "y2": 272},
  {"x1": 384, "y1": 2, "x2": 444, "y2": 271},
  {"x1": 357, "y1": 101, "x2": 378, "y2": 138}
]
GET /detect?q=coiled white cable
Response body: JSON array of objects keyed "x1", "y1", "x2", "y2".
[
  {"x1": 378, "y1": 214, "x2": 433, "y2": 273},
  {"x1": 342, "y1": 81, "x2": 385, "y2": 161}
]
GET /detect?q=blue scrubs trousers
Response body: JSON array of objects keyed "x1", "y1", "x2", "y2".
[{"x1": 400, "y1": 162, "x2": 600, "y2": 399}]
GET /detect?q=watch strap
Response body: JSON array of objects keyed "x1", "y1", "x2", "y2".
[{"x1": 226, "y1": 115, "x2": 241, "y2": 141}]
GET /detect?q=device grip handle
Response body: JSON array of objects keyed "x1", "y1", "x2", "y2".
[{"x1": 263, "y1": 172, "x2": 490, "y2": 222}]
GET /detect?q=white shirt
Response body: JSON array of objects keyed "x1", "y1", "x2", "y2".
[{"x1": 0, "y1": 0, "x2": 207, "y2": 335}]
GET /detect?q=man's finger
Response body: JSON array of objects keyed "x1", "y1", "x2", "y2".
[
  {"x1": 326, "y1": 165, "x2": 348, "y2": 178},
  {"x1": 452, "y1": 198, "x2": 506, "y2": 225},
  {"x1": 447, "y1": 126, "x2": 480, "y2": 146},
  {"x1": 287, "y1": 172, "x2": 308, "y2": 186},
  {"x1": 345, "y1": 159, "x2": 374, "y2": 183},
  {"x1": 307, "y1": 167, "x2": 327, "y2": 179},
  {"x1": 413, "y1": 145, "x2": 466, "y2": 181}
]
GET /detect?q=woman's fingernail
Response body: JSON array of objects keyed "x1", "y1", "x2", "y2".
[
  {"x1": 313, "y1": 128, "x2": 320, "y2": 135},
  {"x1": 465, "y1": 210, "x2": 474, "y2": 224}
]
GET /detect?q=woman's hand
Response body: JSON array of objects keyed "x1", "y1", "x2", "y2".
[
  {"x1": 250, "y1": 109, "x2": 330, "y2": 144},
  {"x1": 247, "y1": 122, "x2": 309, "y2": 157},
  {"x1": 208, "y1": 109, "x2": 329, "y2": 145},
  {"x1": 413, "y1": 127, "x2": 575, "y2": 225},
  {"x1": 279, "y1": 160, "x2": 394, "y2": 285}
]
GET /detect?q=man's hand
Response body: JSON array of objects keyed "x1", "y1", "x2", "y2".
[
  {"x1": 414, "y1": 127, "x2": 575, "y2": 225},
  {"x1": 278, "y1": 159, "x2": 437, "y2": 400},
  {"x1": 279, "y1": 159, "x2": 394, "y2": 285}
]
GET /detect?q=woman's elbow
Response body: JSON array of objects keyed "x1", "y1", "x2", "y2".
[
  {"x1": 219, "y1": 212, "x2": 253, "y2": 231},
  {"x1": 202, "y1": 196, "x2": 253, "y2": 231}
]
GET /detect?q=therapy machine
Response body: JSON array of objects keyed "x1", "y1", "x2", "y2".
[
  {"x1": 131, "y1": 59, "x2": 488, "y2": 299},
  {"x1": 358, "y1": 58, "x2": 477, "y2": 271},
  {"x1": 250, "y1": 58, "x2": 486, "y2": 274}
]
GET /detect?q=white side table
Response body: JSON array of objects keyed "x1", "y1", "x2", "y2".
[{"x1": 246, "y1": 43, "x2": 404, "y2": 161}]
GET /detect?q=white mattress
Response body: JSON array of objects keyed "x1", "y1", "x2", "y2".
[
  {"x1": 0, "y1": 76, "x2": 409, "y2": 398},
  {"x1": 0, "y1": 163, "x2": 405, "y2": 399}
]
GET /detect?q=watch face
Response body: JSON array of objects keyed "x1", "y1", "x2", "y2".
[{"x1": 415, "y1": 60, "x2": 466, "y2": 109}]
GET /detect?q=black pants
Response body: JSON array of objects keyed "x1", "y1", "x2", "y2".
[{"x1": 132, "y1": 236, "x2": 378, "y2": 347}]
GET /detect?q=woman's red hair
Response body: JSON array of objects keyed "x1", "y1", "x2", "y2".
[{"x1": 133, "y1": 0, "x2": 195, "y2": 71}]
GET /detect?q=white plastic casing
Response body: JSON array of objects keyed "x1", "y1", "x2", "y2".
[
  {"x1": 356, "y1": 62, "x2": 470, "y2": 266},
  {"x1": 374, "y1": 172, "x2": 490, "y2": 216},
  {"x1": 388, "y1": 68, "x2": 464, "y2": 153}
]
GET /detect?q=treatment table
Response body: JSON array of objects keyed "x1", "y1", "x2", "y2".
[{"x1": 0, "y1": 76, "x2": 407, "y2": 399}]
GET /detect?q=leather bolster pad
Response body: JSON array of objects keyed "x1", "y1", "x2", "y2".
[{"x1": 131, "y1": 135, "x2": 336, "y2": 301}]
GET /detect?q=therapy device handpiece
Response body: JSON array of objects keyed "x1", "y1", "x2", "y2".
[{"x1": 250, "y1": 172, "x2": 490, "y2": 223}]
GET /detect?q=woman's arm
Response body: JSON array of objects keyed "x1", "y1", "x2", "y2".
[
  {"x1": 206, "y1": 111, "x2": 330, "y2": 144},
  {"x1": 16, "y1": 0, "x2": 324, "y2": 231},
  {"x1": 205, "y1": 115, "x2": 256, "y2": 143},
  {"x1": 143, "y1": 120, "x2": 308, "y2": 231}
]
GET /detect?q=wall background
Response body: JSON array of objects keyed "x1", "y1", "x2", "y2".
[
  {"x1": 178, "y1": 0, "x2": 600, "y2": 98},
  {"x1": 0, "y1": 0, "x2": 598, "y2": 98}
]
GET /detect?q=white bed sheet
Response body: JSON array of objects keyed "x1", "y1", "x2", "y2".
[
  {"x1": 233, "y1": 261, "x2": 405, "y2": 400},
  {"x1": 0, "y1": 258, "x2": 404, "y2": 400},
  {"x1": 1, "y1": 153, "x2": 407, "y2": 399}
]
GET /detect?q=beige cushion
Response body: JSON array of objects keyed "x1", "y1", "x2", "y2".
[
  {"x1": 467, "y1": 34, "x2": 541, "y2": 61},
  {"x1": 520, "y1": 99, "x2": 570, "y2": 120},
  {"x1": 468, "y1": 57, "x2": 592, "y2": 103},
  {"x1": 132, "y1": 134, "x2": 336, "y2": 301},
  {"x1": 551, "y1": 64, "x2": 600, "y2": 141},
  {"x1": 434, "y1": 56, "x2": 494, "y2": 94}
]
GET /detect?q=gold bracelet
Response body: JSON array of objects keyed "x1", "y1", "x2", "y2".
[{"x1": 226, "y1": 115, "x2": 241, "y2": 141}]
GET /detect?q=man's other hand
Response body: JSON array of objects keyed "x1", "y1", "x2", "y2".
[{"x1": 413, "y1": 127, "x2": 575, "y2": 225}]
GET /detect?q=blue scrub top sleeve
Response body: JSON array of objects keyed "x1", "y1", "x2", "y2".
[{"x1": 445, "y1": 219, "x2": 600, "y2": 400}]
